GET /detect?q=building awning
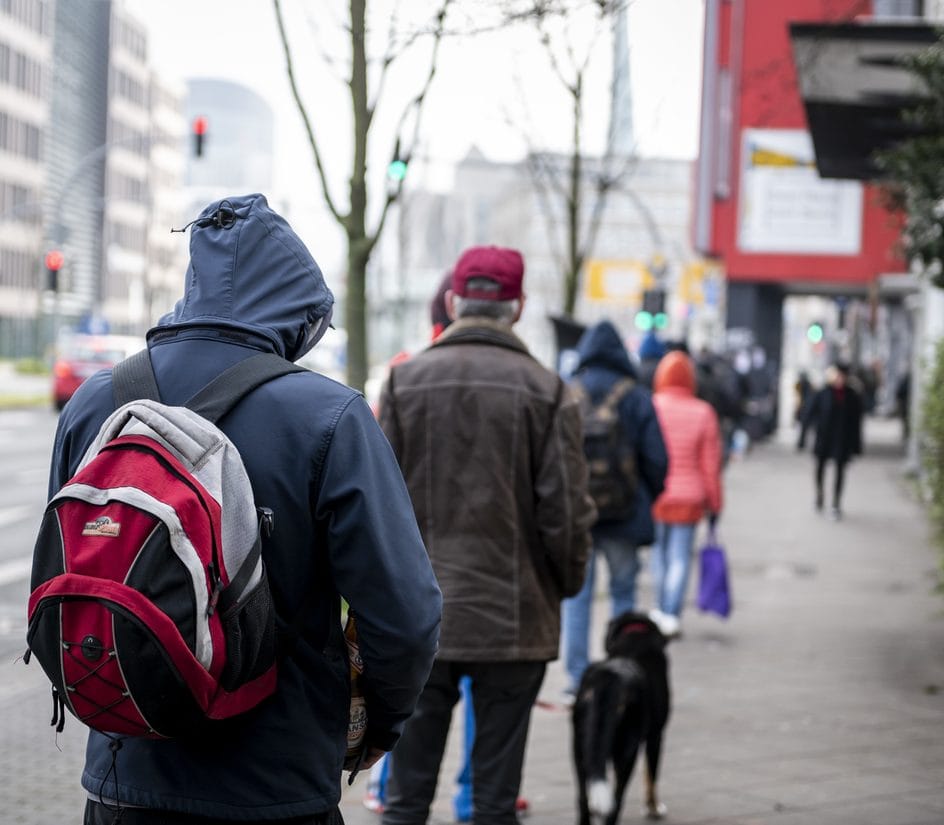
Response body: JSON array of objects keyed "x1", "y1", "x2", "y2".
[{"x1": 789, "y1": 21, "x2": 937, "y2": 180}]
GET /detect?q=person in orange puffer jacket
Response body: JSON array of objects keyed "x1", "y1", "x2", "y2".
[{"x1": 649, "y1": 349, "x2": 724, "y2": 637}]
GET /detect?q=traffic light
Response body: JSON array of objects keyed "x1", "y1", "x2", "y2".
[
  {"x1": 45, "y1": 249, "x2": 63, "y2": 292},
  {"x1": 636, "y1": 288, "x2": 667, "y2": 331},
  {"x1": 192, "y1": 115, "x2": 208, "y2": 157},
  {"x1": 634, "y1": 310, "x2": 654, "y2": 331},
  {"x1": 387, "y1": 158, "x2": 408, "y2": 182},
  {"x1": 807, "y1": 321, "x2": 824, "y2": 344},
  {"x1": 642, "y1": 288, "x2": 665, "y2": 315}
]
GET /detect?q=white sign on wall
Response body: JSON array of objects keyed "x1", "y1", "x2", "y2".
[{"x1": 737, "y1": 128, "x2": 863, "y2": 256}]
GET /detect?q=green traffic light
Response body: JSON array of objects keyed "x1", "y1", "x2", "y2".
[
  {"x1": 807, "y1": 323, "x2": 824, "y2": 344},
  {"x1": 387, "y1": 159, "x2": 408, "y2": 182},
  {"x1": 635, "y1": 311, "x2": 654, "y2": 331},
  {"x1": 654, "y1": 312, "x2": 668, "y2": 330}
]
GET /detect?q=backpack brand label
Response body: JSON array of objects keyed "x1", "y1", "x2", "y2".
[{"x1": 82, "y1": 516, "x2": 121, "y2": 537}]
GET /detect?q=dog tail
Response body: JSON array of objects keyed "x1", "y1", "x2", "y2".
[
  {"x1": 588, "y1": 778, "x2": 614, "y2": 818},
  {"x1": 578, "y1": 673, "x2": 624, "y2": 817}
]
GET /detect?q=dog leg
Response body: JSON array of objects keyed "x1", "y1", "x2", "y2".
[
  {"x1": 588, "y1": 777, "x2": 614, "y2": 821},
  {"x1": 643, "y1": 764, "x2": 666, "y2": 820},
  {"x1": 607, "y1": 765, "x2": 634, "y2": 825}
]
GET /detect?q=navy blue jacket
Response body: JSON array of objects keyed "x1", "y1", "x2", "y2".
[
  {"x1": 47, "y1": 194, "x2": 442, "y2": 820},
  {"x1": 571, "y1": 321, "x2": 668, "y2": 546}
]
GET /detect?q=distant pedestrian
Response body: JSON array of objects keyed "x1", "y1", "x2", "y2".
[
  {"x1": 798, "y1": 363, "x2": 863, "y2": 520},
  {"x1": 649, "y1": 350, "x2": 724, "y2": 638},
  {"x1": 694, "y1": 346, "x2": 745, "y2": 464},
  {"x1": 561, "y1": 319, "x2": 668, "y2": 697},
  {"x1": 377, "y1": 245, "x2": 595, "y2": 825},
  {"x1": 895, "y1": 371, "x2": 911, "y2": 442},
  {"x1": 637, "y1": 330, "x2": 667, "y2": 389},
  {"x1": 364, "y1": 270, "x2": 455, "y2": 816},
  {"x1": 794, "y1": 370, "x2": 814, "y2": 424}
]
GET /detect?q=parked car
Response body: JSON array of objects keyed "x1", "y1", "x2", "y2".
[{"x1": 52, "y1": 333, "x2": 145, "y2": 410}]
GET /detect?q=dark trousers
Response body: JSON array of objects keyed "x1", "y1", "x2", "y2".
[
  {"x1": 815, "y1": 456, "x2": 847, "y2": 509},
  {"x1": 381, "y1": 659, "x2": 546, "y2": 825},
  {"x1": 84, "y1": 799, "x2": 343, "y2": 825}
]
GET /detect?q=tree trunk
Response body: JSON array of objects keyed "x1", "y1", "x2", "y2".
[
  {"x1": 563, "y1": 78, "x2": 583, "y2": 317},
  {"x1": 346, "y1": 239, "x2": 370, "y2": 392},
  {"x1": 347, "y1": 0, "x2": 370, "y2": 392}
]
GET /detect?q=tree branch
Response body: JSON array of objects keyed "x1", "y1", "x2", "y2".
[
  {"x1": 367, "y1": 0, "x2": 451, "y2": 256},
  {"x1": 273, "y1": 0, "x2": 346, "y2": 225}
]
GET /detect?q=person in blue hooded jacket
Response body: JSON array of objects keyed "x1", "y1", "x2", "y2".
[
  {"x1": 45, "y1": 194, "x2": 442, "y2": 825},
  {"x1": 561, "y1": 320, "x2": 668, "y2": 697}
]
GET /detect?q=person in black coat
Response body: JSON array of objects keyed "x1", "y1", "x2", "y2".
[{"x1": 798, "y1": 363, "x2": 863, "y2": 520}]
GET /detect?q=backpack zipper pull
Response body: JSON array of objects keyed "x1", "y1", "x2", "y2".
[
  {"x1": 50, "y1": 685, "x2": 65, "y2": 731},
  {"x1": 207, "y1": 562, "x2": 223, "y2": 616},
  {"x1": 258, "y1": 507, "x2": 275, "y2": 537}
]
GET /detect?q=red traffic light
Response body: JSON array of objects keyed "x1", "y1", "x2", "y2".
[
  {"x1": 45, "y1": 250, "x2": 64, "y2": 271},
  {"x1": 193, "y1": 116, "x2": 208, "y2": 136}
]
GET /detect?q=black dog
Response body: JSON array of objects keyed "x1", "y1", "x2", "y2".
[{"x1": 572, "y1": 611, "x2": 671, "y2": 825}]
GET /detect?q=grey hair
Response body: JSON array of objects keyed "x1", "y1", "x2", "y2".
[{"x1": 452, "y1": 277, "x2": 520, "y2": 323}]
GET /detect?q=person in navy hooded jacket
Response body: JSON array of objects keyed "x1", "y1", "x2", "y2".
[
  {"x1": 46, "y1": 194, "x2": 442, "y2": 825},
  {"x1": 561, "y1": 320, "x2": 668, "y2": 696}
]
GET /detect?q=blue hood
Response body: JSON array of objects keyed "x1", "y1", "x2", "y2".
[
  {"x1": 575, "y1": 320, "x2": 637, "y2": 378},
  {"x1": 154, "y1": 194, "x2": 334, "y2": 362},
  {"x1": 638, "y1": 330, "x2": 666, "y2": 361}
]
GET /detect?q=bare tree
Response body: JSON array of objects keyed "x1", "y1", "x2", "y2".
[
  {"x1": 273, "y1": 0, "x2": 450, "y2": 392},
  {"x1": 520, "y1": 0, "x2": 634, "y2": 317}
]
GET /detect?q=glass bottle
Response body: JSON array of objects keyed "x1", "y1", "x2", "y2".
[{"x1": 344, "y1": 611, "x2": 367, "y2": 763}]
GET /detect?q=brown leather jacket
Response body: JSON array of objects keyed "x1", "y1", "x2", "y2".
[{"x1": 378, "y1": 318, "x2": 595, "y2": 661}]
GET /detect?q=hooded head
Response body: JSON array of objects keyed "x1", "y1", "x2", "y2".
[
  {"x1": 154, "y1": 194, "x2": 334, "y2": 362},
  {"x1": 653, "y1": 349, "x2": 696, "y2": 395},
  {"x1": 638, "y1": 330, "x2": 666, "y2": 362},
  {"x1": 575, "y1": 320, "x2": 636, "y2": 377}
]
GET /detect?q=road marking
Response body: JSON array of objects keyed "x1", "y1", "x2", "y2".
[
  {"x1": 0, "y1": 505, "x2": 32, "y2": 528},
  {"x1": 0, "y1": 556, "x2": 31, "y2": 587}
]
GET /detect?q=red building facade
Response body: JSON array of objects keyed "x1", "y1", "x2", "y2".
[{"x1": 693, "y1": 0, "x2": 906, "y2": 359}]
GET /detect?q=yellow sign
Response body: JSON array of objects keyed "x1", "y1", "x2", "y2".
[
  {"x1": 585, "y1": 259, "x2": 654, "y2": 304},
  {"x1": 750, "y1": 148, "x2": 815, "y2": 169}
]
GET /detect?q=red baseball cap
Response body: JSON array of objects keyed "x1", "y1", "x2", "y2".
[{"x1": 452, "y1": 246, "x2": 524, "y2": 301}]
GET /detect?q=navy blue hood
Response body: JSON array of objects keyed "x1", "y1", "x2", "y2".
[
  {"x1": 638, "y1": 330, "x2": 667, "y2": 361},
  {"x1": 154, "y1": 193, "x2": 334, "y2": 362},
  {"x1": 575, "y1": 320, "x2": 637, "y2": 378}
]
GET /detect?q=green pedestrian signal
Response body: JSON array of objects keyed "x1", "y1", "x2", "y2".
[{"x1": 387, "y1": 159, "x2": 408, "y2": 182}]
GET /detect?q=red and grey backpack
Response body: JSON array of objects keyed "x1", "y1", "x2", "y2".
[{"x1": 26, "y1": 350, "x2": 303, "y2": 738}]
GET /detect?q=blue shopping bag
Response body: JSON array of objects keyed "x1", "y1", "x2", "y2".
[{"x1": 696, "y1": 530, "x2": 732, "y2": 618}]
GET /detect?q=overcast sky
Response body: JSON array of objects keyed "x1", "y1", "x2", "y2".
[{"x1": 125, "y1": 0, "x2": 705, "y2": 273}]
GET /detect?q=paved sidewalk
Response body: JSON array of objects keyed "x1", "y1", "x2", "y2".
[
  {"x1": 339, "y1": 417, "x2": 944, "y2": 825},
  {"x1": 3, "y1": 417, "x2": 943, "y2": 824}
]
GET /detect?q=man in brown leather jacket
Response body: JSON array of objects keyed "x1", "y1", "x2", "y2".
[{"x1": 377, "y1": 245, "x2": 595, "y2": 825}]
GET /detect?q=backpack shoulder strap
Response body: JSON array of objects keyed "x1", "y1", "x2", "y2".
[
  {"x1": 112, "y1": 349, "x2": 306, "y2": 423},
  {"x1": 599, "y1": 376, "x2": 635, "y2": 414},
  {"x1": 184, "y1": 353, "x2": 306, "y2": 423},
  {"x1": 112, "y1": 348, "x2": 161, "y2": 407}
]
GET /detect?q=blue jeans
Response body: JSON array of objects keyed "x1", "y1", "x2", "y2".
[
  {"x1": 561, "y1": 535, "x2": 639, "y2": 691},
  {"x1": 650, "y1": 521, "x2": 697, "y2": 617}
]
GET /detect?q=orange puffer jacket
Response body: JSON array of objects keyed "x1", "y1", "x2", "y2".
[{"x1": 651, "y1": 351, "x2": 723, "y2": 524}]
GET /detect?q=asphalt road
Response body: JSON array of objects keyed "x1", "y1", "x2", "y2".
[{"x1": 0, "y1": 407, "x2": 58, "y2": 661}]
